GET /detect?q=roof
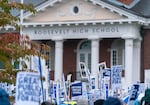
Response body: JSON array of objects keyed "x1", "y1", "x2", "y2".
[
  {"x1": 103, "y1": 0, "x2": 150, "y2": 18},
  {"x1": 11, "y1": 0, "x2": 150, "y2": 18},
  {"x1": 11, "y1": 0, "x2": 48, "y2": 16}
]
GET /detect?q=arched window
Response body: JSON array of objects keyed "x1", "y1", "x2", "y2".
[{"x1": 111, "y1": 39, "x2": 125, "y2": 69}]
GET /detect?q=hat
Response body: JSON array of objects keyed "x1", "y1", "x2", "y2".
[
  {"x1": 94, "y1": 99, "x2": 105, "y2": 105},
  {"x1": 0, "y1": 88, "x2": 11, "y2": 105},
  {"x1": 103, "y1": 97, "x2": 123, "y2": 105},
  {"x1": 41, "y1": 101, "x2": 53, "y2": 105}
]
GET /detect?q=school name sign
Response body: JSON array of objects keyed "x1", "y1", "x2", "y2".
[
  {"x1": 34, "y1": 26, "x2": 119, "y2": 35},
  {"x1": 15, "y1": 72, "x2": 40, "y2": 105},
  {"x1": 23, "y1": 24, "x2": 130, "y2": 40}
]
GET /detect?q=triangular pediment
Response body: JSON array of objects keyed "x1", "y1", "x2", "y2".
[{"x1": 24, "y1": 0, "x2": 128, "y2": 23}]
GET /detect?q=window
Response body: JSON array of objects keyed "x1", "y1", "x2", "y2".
[
  {"x1": 111, "y1": 49, "x2": 118, "y2": 66},
  {"x1": 73, "y1": 6, "x2": 79, "y2": 14},
  {"x1": 111, "y1": 39, "x2": 125, "y2": 69}
]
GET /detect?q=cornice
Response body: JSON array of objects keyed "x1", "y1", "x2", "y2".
[{"x1": 22, "y1": 18, "x2": 144, "y2": 27}]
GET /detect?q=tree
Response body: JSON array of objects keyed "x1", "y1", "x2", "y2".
[
  {"x1": 0, "y1": 1, "x2": 43, "y2": 102},
  {"x1": 0, "y1": 0, "x2": 36, "y2": 27},
  {"x1": 0, "y1": 33, "x2": 50, "y2": 83},
  {"x1": 0, "y1": 0, "x2": 49, "y2": 84}
]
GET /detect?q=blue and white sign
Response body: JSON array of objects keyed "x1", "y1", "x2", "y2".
[
  {"x1": 129, "y1": 84, "x2": 140, "y2": 101},
  {"x1": 111, "y1": 65, "x2": 122, "y2": 90},
  {"x1": 15, "y1": 72, "x2": 40, "y2": 105},
  {"x1": 104, "y1": 68, "x2": 111, "y2": 77},
  {"x1": 90, "y1": 76, "x2": 96, "y2": 90},
  {"x1": 71, "y1": 82, "x2": 82, "y2": 97}
]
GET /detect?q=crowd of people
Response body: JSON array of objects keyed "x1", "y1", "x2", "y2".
[
  {"x1": 1, "y1": 87, "x2": 150, "y2": 105},
  {"x1": 94, "y1": 88, "x2": 150, "y2": 105}
]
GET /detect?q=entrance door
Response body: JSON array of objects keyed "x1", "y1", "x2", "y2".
[{"x1": 77, "y1": 40, "x2": 91, "y2": 80}]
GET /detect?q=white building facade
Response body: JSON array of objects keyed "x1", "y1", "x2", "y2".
[{"x1": 22, "y1": 0, "x2": 143, "y2": 89}]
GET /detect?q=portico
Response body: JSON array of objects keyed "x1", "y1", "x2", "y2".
[
  {"x1": 23, "y1": 22, "x2": 141, "y2": 89},
  {"x1": 20, "y1": 0, "x2": 144, "y2": 90}
]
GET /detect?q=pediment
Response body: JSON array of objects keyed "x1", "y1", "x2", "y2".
[{"x1": 24, "y1": 0, "x2": 128, "y2": 23}]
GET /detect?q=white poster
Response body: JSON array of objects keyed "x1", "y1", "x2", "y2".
[
  {"x1": 15, "y1": 72, "x2": 40, "y2": 105},
  {"x1": 145, "y1": 69, "x2": 150, "y2": 88},
  {"x1": 111, "y1": 65, "x2": 122, "y2": 90}
]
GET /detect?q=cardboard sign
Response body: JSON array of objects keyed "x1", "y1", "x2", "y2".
[{"x1": 15, "y1": 72, "x2": 40, "y2": 105}]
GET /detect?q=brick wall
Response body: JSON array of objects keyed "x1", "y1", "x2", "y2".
[
  {"x1": 63, "y1": 39, "x2": 81, "y2": 81},
  {"x1": 100, "y1": 39, "x2": 114, "y2": 68},
  {"x1": 143, "y1": 30, "x2": 150, "y2": 70}
]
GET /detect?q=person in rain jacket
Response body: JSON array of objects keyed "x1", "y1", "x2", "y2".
[
  {"x1": 0, "y1": 88, "x2": 11, "y2": 105},
  {"x1": 140, "y1": 88, "x2": 150, "y2": 105}
]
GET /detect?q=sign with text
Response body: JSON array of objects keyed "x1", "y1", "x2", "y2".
[
  {"x1": 71, "y1": 82, "x2": 82, "y2": 97},
  {"x1": 129, "y1": 84, "x2": 140, "y2": 105},
  {"x1": 15, "y1": 72, "x2": 40, "y2": 105},
  {"x1": 90, "y1": 76, "x2": 96, "y2": 90},
  {"x1": 111, "y1": 65, "x2": 122, "y2": 90}
]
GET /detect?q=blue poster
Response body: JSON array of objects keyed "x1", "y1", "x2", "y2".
[{"x1": 71, "y1": 82, "x2": 82, "y2": 97}]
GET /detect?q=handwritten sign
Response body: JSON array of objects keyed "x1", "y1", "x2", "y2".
[
  {"x1": 15, "y1": 72, "x2": 40, "y2": 105},
  {"x1": 111, "y1": 65, "x2": 122, "y2": 90}
]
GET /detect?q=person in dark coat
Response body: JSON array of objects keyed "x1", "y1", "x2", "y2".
[
  {"x1": 41, "y1": 101, "x2": 54, "y2": 105},
  {"x1": 0, "y1": 88, "x2": 11, "y2": 105},
  {"x1": 94, "y1": 99, "x2": 105, "y2": 105},
  {"x1": 140, "y1": 88, "x2": 150, "y2": 105},
  {"x1": 103, "y1": 97, "x2": 123, "y2": 105}
]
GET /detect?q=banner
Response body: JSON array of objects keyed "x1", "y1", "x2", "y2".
[{"x1": 15, "y1": 72, "x2": 40, "y2": 105}]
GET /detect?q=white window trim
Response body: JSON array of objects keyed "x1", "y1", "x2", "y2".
[{"x1": 111, "y1": 49, "x2": 118, "y2": 67}]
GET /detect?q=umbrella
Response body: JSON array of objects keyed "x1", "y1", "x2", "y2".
[{"x1": 0, "y1": 88, "x2": 11, "y2": 105}]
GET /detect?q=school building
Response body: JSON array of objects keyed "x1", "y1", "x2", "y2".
[{"x1": 2, "y1": 0, "x2": 150, "y2": 89}]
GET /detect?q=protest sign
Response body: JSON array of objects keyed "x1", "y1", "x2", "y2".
[
  {"x1": 71, "y1": 82, "x2": 82, "y2": 97},
  {"x1": 15, "y1": 72, "x2": 40, "y2": 105},
  {"x1": 128, "y1": 84, "x2": 140, "y2": 105},
  {"x1": 129, "y1": 84, "x2": 140, "y2": 101},
  {"x1": 111, "y1": 65, "x2": 122, "y2": 90},
  {"x1": 90, "y1": 76, "x2": 96, "y2": 90},
  {"x1": 145, "y1": 69, "x2": 150, "y2": 88}
]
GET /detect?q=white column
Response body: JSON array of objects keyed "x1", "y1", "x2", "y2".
[
  {"x1": 54, "y1": 40, "x2": 63, "y2": 81},
  {"x1": 125, "y1": 38, "x2": 133, "y2": 88},
  {"x1": 91, "y1": 38, "x2": 99, "y2": 89},
  {"x1": 133, "y1": 39, "x2": 141, "y2": 83}
]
